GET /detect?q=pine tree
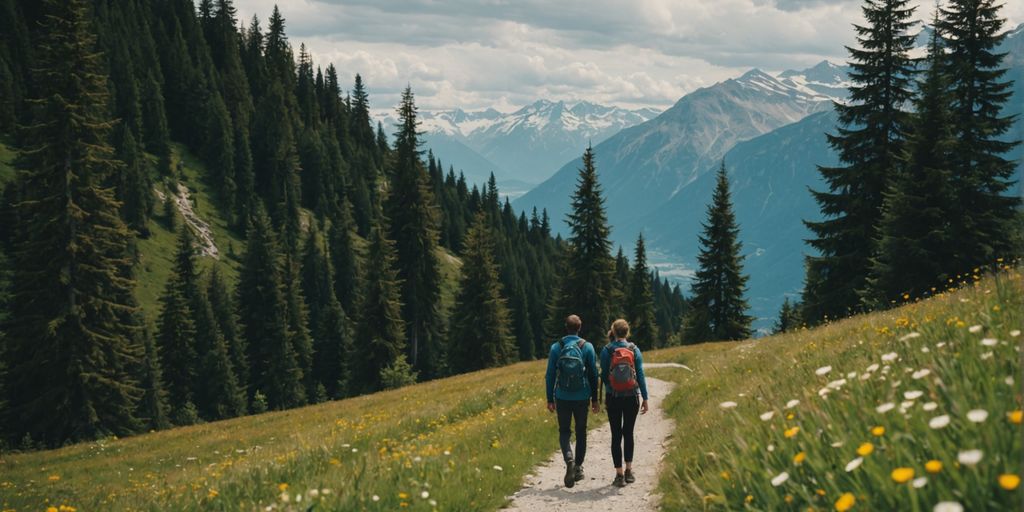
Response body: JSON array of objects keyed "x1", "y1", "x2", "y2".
[
  {"x1": 236, "y1": 205, "x2": 304, "y2": 409},
  {"x1": 549, "y1": 145, "x2": 615, "y2": 344},
  {"x1": 627, "y1": 233, "x2": 660, "y2": 348},
  {"x1": 352, "y1": 218, "x2": 407, "y2": 394},
  {"x1": 385, "y1": 86, "x2": 443, "y2": 380},
  {"x1": 208, "y1": 266, "x2": 247, "y2": 393},
  {"x1": 938, "y1": 0, "x2": 1021, "y2": 269},
  {"x1": 4, "y1": 0, "x2": 144, "y2": 446},
  {"x1": 773, "y1": 298, "x2": 803, "y2": 334},
  {"x1": 114, "y1": 126, "x2": 153, "y2": 236},
  {"x1": 803, "y1": 0, "x2": 918, "y2": 324},
  {"x1": 450, "y1": 213, "x2": 514, "y2": 372},
  {"x1": 329, "y1": 200, "x2": 361, "y2": 312},
  {"x1": 156, "y1": 227, "x2": 199, "y2": 419},
  {"x1": 136, "y1": 326, "x2": 170, "y2": 431},
  {"x1": 300, "y1": 223, "x2": 352, "y2": 398},
  {"x1": 685, "y1": 162, "x2": 752, "y2": 343},
  {"x1": 864, "y1": 24, "x2": 960, "y2": 305}
]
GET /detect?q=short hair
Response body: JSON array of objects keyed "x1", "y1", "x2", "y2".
[
  {"x1": 565, "y1": 314, "x2": 582, "y2": 334},
  {"x1": 611, "y1": 319, "x2": 630, "y2": 339}
]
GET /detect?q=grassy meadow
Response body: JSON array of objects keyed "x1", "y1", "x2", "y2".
[{"x1": 1, "y1": 268, "x2": 1020, "y2": 511}]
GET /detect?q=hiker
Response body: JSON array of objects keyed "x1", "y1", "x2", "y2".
[
  {"x1": 599, "y1": 318, "x2": 649, "y2": 488},
  {"x1": 545, "y1": 314, "x2": 600, "y2": 488}
]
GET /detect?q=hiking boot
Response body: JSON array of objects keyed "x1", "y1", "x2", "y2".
[
  {"x1": 624, "y1": 469, "x2": 635, "y2": 483},
  {"x1": 564, "y1": 460, "x2": 575, "y2": 488},
  {"x1": 573, "y1": 465, "x2": 585, "y2": 482},
  {"x1": 613, "y1": 474, "x2": 626, "y2": 488}
]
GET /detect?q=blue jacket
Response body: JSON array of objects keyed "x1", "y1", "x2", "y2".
[
  {"x1": 545, "y1": 335, "x2": 599, "y2": 403},
  {"x1": 599, "y1": 340, "x2": 649, "y2": 400}
]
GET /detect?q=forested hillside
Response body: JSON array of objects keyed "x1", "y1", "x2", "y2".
[{"x1": 0, "y1": 0, "x2": 686, "y2": 448}]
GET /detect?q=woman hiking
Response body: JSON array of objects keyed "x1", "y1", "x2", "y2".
[{"x1": 599, "y1": 319, "x2": 649, "y2": 488}]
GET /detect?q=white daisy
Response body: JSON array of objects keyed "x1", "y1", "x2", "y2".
[
  {"x1": 912, "y1": 369, "x2": 931, "y2": 379},
  {"x1": 372, "y1": 495, "x2": 380, "y2": 502},
  {"x1": 933, "y1": 503, "x2": 963, "y2": 512},
  {"x1": 912, "y1": 477, "x2": 928, "y2": 488},
  {"x1": 767, "y1": 444, "x2": 775, "y2": 452},
  {"x1": 882, "y1": 352, "x2": 899, "y2": 362},
  {"x1": 936, "y1": 342, "x2": 947, "y2": 348},
  {"x1": 876, "y1": 402, "x2": 896, "y2": 413},
  {"x1": 760, "y1": 411, "x2": 775, "y2": 421},
  {"x1": 720, "y1": 401, "x2": 738, "y2": 409},
  {"x1": 785, "y1": 399, "x2": 800, "y2": 409},
  {"x1": 901, "y1": 401, "x2": 915, "y2": 409},
  {"x1": 844, "y1": 457, "x2": 863, "y2": 472},
  {"x1": 900, "y1": 332, "x2": 921, "y2": 341},
  {"x1": 866, "y1": 363, "x2": 880, "y2": 373},
  {"x1": 771, "y1": 471, "x2": 790, "y2": 487},
  {"x1": 957, "y1": 450, "x2": 983, "y2": 466},
  {"x1": 1010, "y1": 329, "x2": 1021, "y2": 337},
  {"x1": 421, "y1": 491, "x2": 430, "y2": 499},
  {"x1": 859, "y1": 373, "x2": 872, "y2": 381},
  {"x1": 827, "y1": 379, "x2": 847, "y2": 390},
  {"x1": 830, "y1": 441, "x2": 845, "y2": 448},
  {"x1": 847, "y1": 371, "x2": 857, "y2": 379},
  {"x1": 921, "y1": 347, "x2": 931, "y2": 353},
  {"x1": 493, "y1": 465, "x2": 503, "y2": 471},
  {"x1": 966, "y1": 409, "x2": 988, "y2": 423},
  {"x1": 981, "y1": 338, "x2": 998, "y2": 347},
  {"x1": 968, "y1": 325, "x2": 983, "y2": 333},
  {"x1": 929, "y1": 415, "x2": 950, "y2": 429},
  {"x1": 981, "y1": 352, "x2": 994, "y2": 360},
  {"x1": 816, "y1": 365, "x2": 832, "y2": 376},
  {"x1": 1006, "y1": 376, "x2": 1015, "y2": 386},
  {"x1": 904, "y1": 390, "x2": 924, "y2": 400}
]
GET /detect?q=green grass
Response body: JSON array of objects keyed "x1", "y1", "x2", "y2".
[{"x1": 649, "y1": 267, "x2": 1022, "y2": 511}]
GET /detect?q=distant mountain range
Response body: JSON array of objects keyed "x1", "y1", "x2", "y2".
[{"x1": 377, "y1": 100, "x2": 660, "y2": 196}]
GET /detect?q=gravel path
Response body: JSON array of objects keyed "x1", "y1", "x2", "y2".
[{"x1": 504, "y1": 375, "x2": 677, "y2": 511}]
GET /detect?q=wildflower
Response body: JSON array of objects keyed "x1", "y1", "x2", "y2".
[
  {"x1": 309, "y1": 489, "x2": 319, "y2": 498},
  {"x1": 968, "y1": 325, "x2": 983, "y2": 333},
  {"x1": 922, "y1": 402, "x2": 938, "y2": 411},
  {"x1": 784, "y1": 426, "x2": 800, "y2": 438},
  {"x1": 912, "y1": 477, "x2": 928, "y2": 488},
  {"x1": 912, "y1": 369, "x2": 931, "y2": 379},
  {"x1": 933, "y1": 502, "x2": 963, "y2": 512},
  {"x1": 998, "y1": 474, "x2": 1020, "y2": 491},
  {"x1": 786, "y1": 399, "x2": 800, "y2": 409},
  {"x1": 745, "y1": 495, "x2": 754, "y2": 503},
  {"x1": 794, "y1": 452, "x2": 807, "y2": 464},
  {"x1": 1006, "y1": 376, "x2": 1015, "y2": 386},
  {"x1": 882, "y1": 352, "x2": 899, "y2": 362},
  {"x1": 720, "y1": 401, "x2": 738, "y2": 409},
  {"x1": 981, "y1": 338, "x2": 998, "y2": 347},
  {"x1": 493, "y1": 465, "x2": 503, "y2": 471},
  {"x1": 966, "y1": 410, "x2": 988, "y2": 423},
  {"x1": 785, "y1": 494, "x2": 794, "y2": 504},
  {"x1": 929, "y1": 415, "x2": 950, "y2": 429},
  {"x1": 866, "y1": 363, "x2": 880, "y2": 373},
  {"x1": 856, "y1": 443, "x2": 874, "y2": 456},
  {"x1": 399, "y1": 492, "x2": 409, "y2": 499},
  {"x1": 816, "y1": 366, "x2": 833, "y2": 376},
  {"x1": 831, "y1": 441, "x2": 845, "y2": 448},
  {"x1": 329, "y1": 458, "x2": 341, "y2": 465},
  {"x1": 278, "y1": 483, "x2": 289, "y2": 492},
  {"x1": 1008, "y1": 410, "x2": 1022, "y2": 424},
  {"x1": 891, "y1": 467, "x2": 915, "y2": 483},
  {"x1": 208, "y1": 489, "x2": 218, "y2": 499},
  {"x1": 845, "y1": 457, "x2": 863, "y2": 472},
  {"x1": 816, "y1": 489, "x2": 827, "y2": 496},
  {"x1": 372, "y1": 495, "x2": 380, "y2": 502},
  {"x1": 772, "y1": 472, "x2": 790, "y2": 486},
  {"x1": 48, "y1": 475, "x2": 60, "y2": 482},
  {"x1": 925, "y1": 460, "x2": 942, "y2": 473},
  {"x1": 760, "y1": 411, "x2": 775, "y2": 421},
  {"x1": 957, "y1": 450, "x2": 983, "y2": 466},
  {"x1": 787, "y1": 412, "x2": 795, "y2": 420},
  {"x1": 900, "y1": 332, "x2": 921, "y2": 341},
  {"x1": 720, "y1": 471, "x2": 730, "y2": 480},
  {"x1": 768, "y1": 444, "x2": 776, "y2": 452},
  {"x1": 981, "y1": 351, "x2": 994, "y2": 360},
  {"x1": 47, "y1": 508, "x2": 58, "y2": 512},
  {"x1": 280, "y1": 492, "x2": 290, "y2": 503},
  {"x1": 871, "y1": 426, "x2": 885, "y2": 436},
  {"x1": 835, "y1": 492, "x2": 855, "y2": 512},
  {"x1": 1010, "y1": 330, "x2": 1021, "y2": 337},
  {"x1": 421, "y1": 491, "x2": 430, "y2": 499},
  {"x1": 827, "y1": 379, "x2": 847, "y2": 390},
  {"x1": 904, "y1": 391, "x2": 923, "y2": 400}
]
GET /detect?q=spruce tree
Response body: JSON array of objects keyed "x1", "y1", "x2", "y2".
[
  {"x1": 938, "y1": 0, "x2": 1021, "y2": 269},
  {"x1": 627, "y1": 233, "x2": 660, "y2": 348},
  {"x1": 684, "y1": 162, "x2": 752, "y2": 343},
  {"x1": 236, "y1": 205, "x2": 305, "y2": 409},
  {"x1": 136, "y1": 326, "x2": 170, "y2": 431},
  {"x1": 114, "y1": 126, "x2": 153, "y2": 236},
  {"x1": 804, "y1": 0, "x2": 917, "y2": 323},
  {"x1": 353, "y1": 218, "x2": 407, "y2": 394},
  {"x1": 773, "y1": 298, "x2": 803, "y2": 334},
  {"x1": 384, "y1": 86, "x2": 443, "y2": 380},
  {"x1": 549, "y1": 145, "x2": 615, "y2": 344},
  {"x1": 4, "y1": 0, "x2": 144, "y2": 446},
  {"x1": 864, "y1": 24, "x2": 960, "y2": 305},
  {"x1": 208, "y1": 266, "x2": 247, "y2": 393},
  {"x1": 450, "y1": 213, "x2": 514, "y2": 372},
  {"x1": 329, "y1": 200, "x2": 361, "y2": 312},
  {"x1": 156, "y1": 227, "x2": 199, "y2": 420}
]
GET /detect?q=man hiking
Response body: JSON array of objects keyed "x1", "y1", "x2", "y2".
[{"x1": 545, "y1": 314, "x2": 600, "y2": 488}]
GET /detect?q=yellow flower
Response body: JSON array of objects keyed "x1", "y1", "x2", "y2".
[
  {"x1": 891, "y1": 467, "x2": 914, "y2": 484},
  {"x1": 58, "y1": 506, "x2": 76, "y2": 512},
  {"x1": 207, "y1": 489, "x2": 218, "y2": 499},
  {"x1": 835, "y1": 492, "x2": 856, "y2": 511},
  {"x1": 794, "y1": 452, "x2": 807, "y2": 465},
  {"x1": 785, "y1": 495, "x2": 794, "y2": 504},
  {"x1": 745, "y1": 495, "x2": 754, "y2": 503},
  {"x1": 816, "y1": 488, "x2": 826, "y2": 496},
  {"x1": 787, "y1": 412, "x2": 795, "y2": 420},
  {"x1": 330, "y1": 458, "x2": 341, "y2": 466},
  {"x1": 48, "y1": 475, "x2": 61, "y2": 482},
  {"x1": 999, "y1": 474, "x2": 1020, "y2": 491},
  {"x1": 278, "y1": 483, "x2": 289, "y2": 492},
  {"x1": 871, "y1": 426, "x2": 885, "y2": 436},
  {"x1": 993, "y1": 305, "x2": 1001, "y2": 312},
  {"x1": 856, "y1": 443, "x2": 874, "y2": 457},
  {"x1": 785, "y1": 426, "x2": 800, "y2": 438},
  {"x1": 925, "y1": 460, "x2": 943, "y2": 474},
  {"x1": 1008, "y1": 410, "x2": 1022, "y2": 425},
  {"x1": 720, "y1": 470, "x2": 730, "y2": 480},
  {"x1": 47, "y1": 508, "x2": 58, "y2": 512},
  {"x1": 399, "y1": 492, "x2": 409, "y2": 500}
]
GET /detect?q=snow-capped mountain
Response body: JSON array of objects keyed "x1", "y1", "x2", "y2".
[{"x1": 377, "y1": 100, "x2": 660, "y2": 191}]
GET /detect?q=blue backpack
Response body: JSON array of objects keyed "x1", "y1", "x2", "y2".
[{"x1": 557, "y1": 337, "x2": 587, "y2": 392}]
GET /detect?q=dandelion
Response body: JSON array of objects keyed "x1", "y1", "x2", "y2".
[
  {"x1": 794, "y1": 452, "x2": 807, "y2": 464},
  {"x1": 998, "y1": 474, "x2": 1020, "y2": 491},
  {"x1": 968, "y1": 325, "x2": 983, "y2": 333},
  {"x1": 786, "y1": 399, "x2": 800, "y2": 409},
  {"x1": 720, "y1": 401, "x2": 738, "y2": 409},
  {"x1": 957, "y1": 450, "x2": 983, "y2": 466},
  {"x1": 857, "y1": 443, "x2": 874, "y2": 456},
  {"x1": 925, "y1": 460, "x2": 942, "y2": 473},
  {"x1": 771, "y1": 471, "x2": 790, "y2": 486},
  {"x1": 882, "y1": 352, "x2": 899, "y2": 362},
  {"x1": 891, "y1": 467, "x2": 915, "y2": 483},
  {"x1": 871, "y1": 426, "x2": 885, "y2": 436},
  {"x1": 929, "y1": 415, "x2": 950, "y2": 429},
  {"x1": 787, "y1": 412, "x2": 795, "y2": 420},
  {"x1": 784, "y1": 426, "x2": 800, "y2": 438},
  {"x1": 966, "y1": 409, "x2": 988, "y2": 423},
  {"x1": 904, "y1": 391, "x2": 923, "y2": 400},
  {"x1": 845, "y1": 457, "x2": 864, "y2": 472},
  {"x1": 816, "y1": 365, "x2": 833, "y2": 376},
  {"x1": 923, "y1": 402, "x2": 938, "y2": 411},
  {"x1": 278, "y1": 483, "x2": 289, "y2": 492},
  {"x1": 760, "y1": 411, "x2": 775, "y2": 421},
  {"x1": 981, "y1": 338, "x2": 998, "y2": 347},
  {"x1": 1008, "y1": 410, "x2": 1022, "y2": 424},
  {"x1": 835, "y1": 493, "x2": 856, "y2": 512},
  {"x1": 912, "y1": 369, "x2": 931, "y2": 379},
  {"x1": 933, "y1": 502, "x2": 963, "y2": 512},
  {"x1": 399, "y1": 492, "x2": 409, "y2": 500}
]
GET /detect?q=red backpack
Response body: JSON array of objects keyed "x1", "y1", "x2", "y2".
[{"x1": 608, "y1": 343, "x2": 638, "y2": 396}]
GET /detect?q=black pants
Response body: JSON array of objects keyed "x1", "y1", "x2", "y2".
[
  {"x1": 607, "y1": 395, "x2": 640, "y2": 468},
  {"x1": 556, "y1": 399, "x2": 589, "y2": 465}
]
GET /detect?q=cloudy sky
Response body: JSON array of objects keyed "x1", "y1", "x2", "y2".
[{"x1": 234, "y1": 0, "x2": 1024, "y2": 112}]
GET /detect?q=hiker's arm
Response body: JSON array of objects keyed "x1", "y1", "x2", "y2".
[
  {"x1": 545, "y1": 344, "x2": 557, "y2": 405},
  {"x1": 635, "y1": 347, "x2": 649, "y2": 401},
  {"x1": 599, "y1": 347, "x2": 610, "y2": 388},
  {"x1": 587, "y1": 345, "x2": 599, "y2": 403}
]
